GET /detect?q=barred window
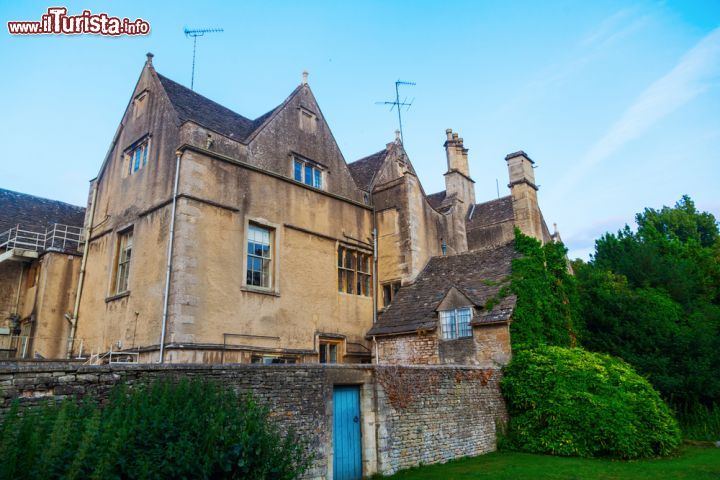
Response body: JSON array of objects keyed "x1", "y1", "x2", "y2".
[
  {"x1": 246, "y1": 224, "x2": 272, "y2": 288},
  {"x1": 440, "y1": 307, "x2": 472, "y2": 339},
  {"x1": 337, "y1": 246, "x2": 372, "y2": 296},
  {"x1": 115, "y1": 229, "x2": 133, "y2": 294}
]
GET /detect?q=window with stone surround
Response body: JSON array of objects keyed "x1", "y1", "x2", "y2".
[
  {"x1": 124, "y1": 138, "x2": 150, "y2": 176},
  {"x1": 114, "y1": 228, "x2": 133, "y2": 294},
  {"x1": 251, "y1": 354, "x2": 297, "y2": 364},
  {"x1": 382, "y1": 281, "x2": 401, "y2": 308},
  {"x1": 246, "y1": 224, "x2": 273, "y2": 289},
  {"x1": 338, "y1": 246, "x2": 372, "y2": 296},
  {"x1": 319, "y1": 338, "x2": 343, "y2": 364},
  {"x1": 440, "y1": 307, "x2": 472, "y2": 339},
  {"x1": 293, "y1": 156, "x2": 323, "y2": 189}
]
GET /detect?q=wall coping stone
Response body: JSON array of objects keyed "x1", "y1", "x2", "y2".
[{"x1": 0, "y1": 362, "x2": 500, "y2": 374}]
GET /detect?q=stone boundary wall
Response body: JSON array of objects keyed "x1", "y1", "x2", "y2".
[{"x1": 0, "y1": 363, "x2": 507, "y2": 479}]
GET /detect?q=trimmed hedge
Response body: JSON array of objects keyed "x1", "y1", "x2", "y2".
[
  {"x1": 501, "y1": 346, "x2": 681, "y2": 459},
  {"x1": 0, "y1": 378, "x2": 311, "y2": 479}
]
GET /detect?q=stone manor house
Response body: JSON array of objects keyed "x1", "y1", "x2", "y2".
[{"x1": 0, "y1": 53, "x2": 557, "y2": 366}]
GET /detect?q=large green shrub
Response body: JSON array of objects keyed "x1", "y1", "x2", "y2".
[
  {"x1": 0, "y1": 378, "x2": 311, "y2": 480},
  {"x1": 501, "y1": 346, "x2": 681, "y2": 459}
]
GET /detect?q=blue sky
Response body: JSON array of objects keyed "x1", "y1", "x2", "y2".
[{"x1": 1, "y1": 1, "x2": 718, "y2": 259}]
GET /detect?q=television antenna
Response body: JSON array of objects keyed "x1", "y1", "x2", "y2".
[
  {"x1": 184, "y1": 27, "x2": 224, "y2": 90},
  {"x1": 376, "y1": 80, "x2": 416, "y2": 144}
]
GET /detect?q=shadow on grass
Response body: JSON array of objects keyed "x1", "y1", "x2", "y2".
[{"x1": 372, "y1": 445, "x2": 720, "y2": 480}]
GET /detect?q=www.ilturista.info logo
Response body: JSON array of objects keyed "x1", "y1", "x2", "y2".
[{"x1": 7, "y1": 7, "x2": 150, "y2": 36}]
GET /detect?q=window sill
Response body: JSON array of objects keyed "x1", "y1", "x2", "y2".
[
  {"x1": 338, "y1": 292, "x2": 374, "y2": 300},
  {"x1": 241, "y1": 286, "x2": 280, "y2": 297},
  {"x1": 105, "y1": 291, "x2": 130, "y2": 303},
  {"x1": 439, "y1": 335, "x2": 473, "y2": 342}
]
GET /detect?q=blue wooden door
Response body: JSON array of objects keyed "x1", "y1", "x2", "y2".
[{"x1": 333, "y1": 385, "x2": 362, "y2": 480}]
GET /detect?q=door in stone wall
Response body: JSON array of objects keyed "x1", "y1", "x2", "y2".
[{"x1": 333, "y1": 385, "x2": 362, "y2": 480}]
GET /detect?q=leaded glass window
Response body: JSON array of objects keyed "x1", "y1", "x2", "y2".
[{"x1": 440, "y1": 307, "x2": 473, "y2": 339}]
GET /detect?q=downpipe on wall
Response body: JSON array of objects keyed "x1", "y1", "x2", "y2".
[
  {"x1": 66, "y1": 182, "x2": 98, "y2": 358},
  {"x1": 159, "y1": 150, "x2": 182, "y2": 363}
]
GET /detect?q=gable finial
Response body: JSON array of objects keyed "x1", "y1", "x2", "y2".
[
  {"x1": 395, "y1": 129, "x2": 401, "y2": 143},
  {"x1": 302, "y1": 70, "x2": 309, "y2": 85},
  {"x1": 146, "y1": 52, "x2": 154, "y2": 65}
]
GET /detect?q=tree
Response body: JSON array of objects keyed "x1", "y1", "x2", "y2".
[{"x1": 577, "y1": 196, "x2": 720, "y2": 410}]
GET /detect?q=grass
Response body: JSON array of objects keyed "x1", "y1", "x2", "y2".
[
  {"x1": 378, "y1": 446, "x2": 720, "y2": 480},
  {"x1": 678, "y1": 404, "x2": 720, "y2": 441}
]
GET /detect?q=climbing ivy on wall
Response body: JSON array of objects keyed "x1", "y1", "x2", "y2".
[{"x1": 508, "y1": 228, "x2": 580, "y2": 348}]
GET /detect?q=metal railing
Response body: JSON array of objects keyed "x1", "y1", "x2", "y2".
[{"x1": 0, "y1": 223, "x2": 84, "y2": 253}]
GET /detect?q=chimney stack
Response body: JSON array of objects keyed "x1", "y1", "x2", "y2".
[
  {"x1": 444, "y1": 129, "x2": 470, "y2": 178},
  {"x1": 442, "y1": 129, "x2": 475, "y2": 253},
  {"x1": 505, "y1": 151, "x2": 544, "y2": 241}
]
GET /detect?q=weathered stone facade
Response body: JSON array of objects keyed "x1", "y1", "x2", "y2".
[
  {"x1": 1, "y1": 53, "x2": 558, "y2": 369},
  {"x1": 0, "y1": 362, "x2": 507, "y2": 479}
]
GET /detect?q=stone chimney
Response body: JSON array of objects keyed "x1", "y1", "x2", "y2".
[
  {"x1": 443, "y1": 129, "x2": 475, "y2": 211},
  {"x1": 444, "y1": 129, "x2": 470, "y2": 177},
  {"x1": 440, "y1": 129, "x2": 475, "y2": 254},
  {"x1": 505, "y1": 151, "x2": 544, "y2": 241}
]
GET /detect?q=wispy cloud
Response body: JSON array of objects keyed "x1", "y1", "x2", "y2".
[
  {"x1": 554, "y1": 26, "x2": 720, "y2": 198},
  {"x1": 497, "y1": 8, "x2": 651, "y2": 114},
  {"x1": 563, "y1": 215, "x2": 632, "y2": 260}
]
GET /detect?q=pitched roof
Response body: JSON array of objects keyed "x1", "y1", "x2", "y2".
[
  {"x1": 0, "y1": 188, "x2": 85, "y2": 235},
  {"x1": 426, "y1": 190, "x2": 446, "y2": 209},
  {"x1": 157, "y1": 74, "x2": 283, "y2": 143},
  {"x1": 368, "y1": 242, "x2": 518, "y2": 336},
  {"x1": 427, "y1": 190, "x2": 457, "y2": 213},
  {"x1": 347, "y1": 149, "x2": 388, "y2": 191},
  {"x1": 467, "y1": 195, "x2": 514, "y2": 230}
]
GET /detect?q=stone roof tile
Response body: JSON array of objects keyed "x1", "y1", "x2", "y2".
[
  {"x1": 347, "y1": 150, "x2": 388, "y2": 192},
  {"x1": 157, "y1": 73, "x2": 286, "y2": 143},
  {"x1": 467, "y1": 196, "x2": 514, "y2": 230},
  {"x1": 368, "y1": 242, "x2": 517, "y2": 336},
  {"x1": 0, "y1": 188, "x2": 85, "y2": 235}
]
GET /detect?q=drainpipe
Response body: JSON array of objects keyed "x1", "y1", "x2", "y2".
[
  {"x1": 372, "y1": 205, "x2": 379, "y2": 364},
  {"x1": 372, "y1": 335, "x2": 379, "y2": 364},
  {"x1": 159, "y1": 150, "x2": 182, "y2": 363},
  {"x1": 67, "y1": 183, "x2": 98, "y2": 358},
  {"x1": 372, "y1": 226, "x2": 378, "y2": 325}
]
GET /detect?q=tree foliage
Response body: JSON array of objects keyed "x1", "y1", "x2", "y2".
[
  {"x1": 575, "y1": 195, "x2": 720, "y2": 410},
  {"x1": 0, "y1": 378, "x2": 312, "y2": 480},
  {"x1": 501, "y1": 346, "x2": 681, "y2": 459}
]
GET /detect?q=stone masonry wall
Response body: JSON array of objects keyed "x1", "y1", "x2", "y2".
[
  {"x1": 376, "y1": 333, "x2": 439, "y2": 364},
  {"x1": 375, "y1": 366, "x2": 505, "y2": 474},
  {"x1": 0, "y1": 363, "x2": 506, "y2": 479}
]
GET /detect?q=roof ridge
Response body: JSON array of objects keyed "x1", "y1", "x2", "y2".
[
  {"x1": 474, "y1": 195, "x2": 512, "y2": 207},
  {"x1": 349, "y1": 148, "x2": 387, "y2": 165},
  {"x1": 431, "y1": 240, "x2": 515, "y2": 260}
]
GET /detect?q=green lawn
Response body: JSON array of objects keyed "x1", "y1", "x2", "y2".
[{"x1": 380, "y1": 446, "x2": 720, "y2": 480}]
